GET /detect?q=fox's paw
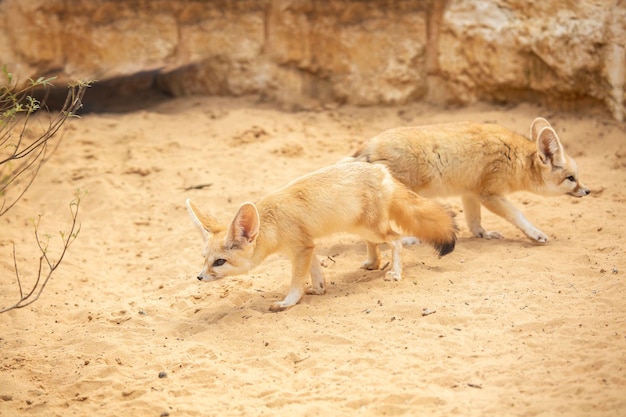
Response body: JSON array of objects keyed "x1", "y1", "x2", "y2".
[
  {"x1": 305, "y1": 286, "x2": 326, "y2": 296},
  {"x1": 484, "y1": 230, "x2": 503, "y2": 239},
  {"x1": 528, "y1": 230, "x2": 548, "y2": 243},
  {"x1": 474, "y1": 229, "x2": 503, "y2": 239},
  {"x1": 360, "y1": 259, "x2": 380, "y2": 270},
  {"x1": 400, "y1": 236, "x2": 421, "y2": 246},
  {"x1": 269, "y1": 301, "x2": 292, "y2": 312},
  {"x1": 384, "y1": 270, "x2": 403, "y2": 281}
]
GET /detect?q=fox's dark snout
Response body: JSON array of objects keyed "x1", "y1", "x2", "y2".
[
  {"x1": 569, "y1": 187, "x2": 591, "y2": 197},
  {"x1": 197, "y1": 276, "x2": 203, "y2": 281}
]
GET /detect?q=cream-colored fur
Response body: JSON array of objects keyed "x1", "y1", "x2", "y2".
[
  {"x1": 351, "y1": 117, "x2": 590, "y2": 243},
  {"x1": 187, "y1": 162, "x2": 456, "y2": 311}
]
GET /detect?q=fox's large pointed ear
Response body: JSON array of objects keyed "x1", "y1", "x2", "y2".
[
  {"x1": 530, "y1": 117, "x2": 552, "y2": 141},
  {"x1": 227, "y1": 202, "x2": 260, "y2": 245},
  {"x1": 186, "y1": 199, "x2": 222, "y2": 241},
  {"x1": 536, "y1": 127, "x2": 566, "y2": 168}
]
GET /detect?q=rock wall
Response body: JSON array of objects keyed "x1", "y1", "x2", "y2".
[{"x1": 1, "y1": 0, "x2": 624, "y2": 119}]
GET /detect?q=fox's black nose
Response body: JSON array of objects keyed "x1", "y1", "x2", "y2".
[{"x1": 197, "y1": 276, "x2": 203, "y2": 281}]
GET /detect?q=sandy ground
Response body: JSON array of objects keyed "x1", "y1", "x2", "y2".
[{"x1": 1, "y1": 96, "x2": 625, "y2": 416}]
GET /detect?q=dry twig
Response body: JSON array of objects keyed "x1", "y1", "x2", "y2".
[
  {"x1": 0, "y1": 192, "x2": 82, "y2": 313},
  {"x1": 0, "y1": 66, "x2": 90, "y2": 313},
  {"x1": 1, "y1": 69, "x2": 89, "y2": 215}
]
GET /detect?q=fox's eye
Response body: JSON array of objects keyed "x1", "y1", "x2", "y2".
[
  {"x1": 212, "y1": 258, "x2": 227, "y2": 267},
  {"x1": 566, "y1": 175, "x2": 576, "y2": 182}
]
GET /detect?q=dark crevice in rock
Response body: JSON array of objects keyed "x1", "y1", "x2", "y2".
[{"x1": 40, "y1": 70, "x2": 173, "y2": 114}]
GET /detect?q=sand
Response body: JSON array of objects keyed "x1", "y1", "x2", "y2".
[{"x1": 1, "y1": 97, "x2": 625, "y2": 416}]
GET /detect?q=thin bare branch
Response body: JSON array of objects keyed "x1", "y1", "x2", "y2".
[
  {"x1": 0, "y1": 77, "x2": 90, "y2": 216},
  {"x1": 1, "y1": 69, "x2": 91, "y2": 313},
  {"x1": 0, "y1": 192, "x2": 83, "y2": 313}
]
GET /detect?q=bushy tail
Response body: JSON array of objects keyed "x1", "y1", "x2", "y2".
[{"x1": 389, "y1": 186, "x2": 457, "y2": 256}]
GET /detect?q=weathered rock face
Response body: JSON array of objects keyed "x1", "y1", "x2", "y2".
[
  {"x1": 0, "y1": 0, "x2": 624, "y2": 119},
  {"x1": 436, "y1": 1, "x2": 623, "y2": 112},
  {"x1": 264, "y1": 1, "x2": 430, "y2": 105}
]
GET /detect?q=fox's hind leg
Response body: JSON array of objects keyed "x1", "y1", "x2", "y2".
[
  {"x1": 360, "y1": 241, "x2": 381, "y2": 270},
  {"x1": 384, "y1": 239, "x2": 404, "y2": 281},
  {"x1": 306, "y1": 253, "x2": 326, "y2": 296},
  {"x1": 462, "y1": 195, "x2": 503, "y2": 239}
]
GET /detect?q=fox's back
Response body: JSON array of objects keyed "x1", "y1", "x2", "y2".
[
  {"x1": 353, "y1": 122, "x2": 537, "y2": 196},
  {"x1": 257, "y1": 162, "x2": 396, "y2": 244}
]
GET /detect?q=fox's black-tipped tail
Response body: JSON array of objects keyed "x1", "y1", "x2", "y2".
[
  {"x1": 434, "y1": 239, "x2": 456, "y2": 257},
  {"x1": 389, "y1": 186, "x2": 457, "y2": 257}
]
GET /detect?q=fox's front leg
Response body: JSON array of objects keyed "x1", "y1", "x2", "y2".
[
  {"x1": 269, "y1": 246, "x2": 314, "y2": 312},
  {"x1": 462, "y1": 195, "x2": 503, "y2": 239},
  {"x1": 480, "y1": 195, "x2": 548, "y2": 243}
]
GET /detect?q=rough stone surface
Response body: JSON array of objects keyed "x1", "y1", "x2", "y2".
[
  {"x1": 436, "y1": 2, "x2": 614, "y2": 105},
  {"x1": 0, "y1": 0, "x2": 624, "y2": 119}
]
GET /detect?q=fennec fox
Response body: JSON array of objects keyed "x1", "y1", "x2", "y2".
[
  {"x1": 351, "y1": 117, "x2": 590, "y2": 243},
  {"x1": 186, "y1": 162, "x2": 456, "y2": 312}
]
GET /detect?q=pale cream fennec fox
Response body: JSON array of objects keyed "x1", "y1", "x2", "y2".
[
  {"x1": 351, "y1": 117, "x2": 590, "y2": 243},
  {"x1": 186, "y1": 162, "x2": 456, "y2": 311}
]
